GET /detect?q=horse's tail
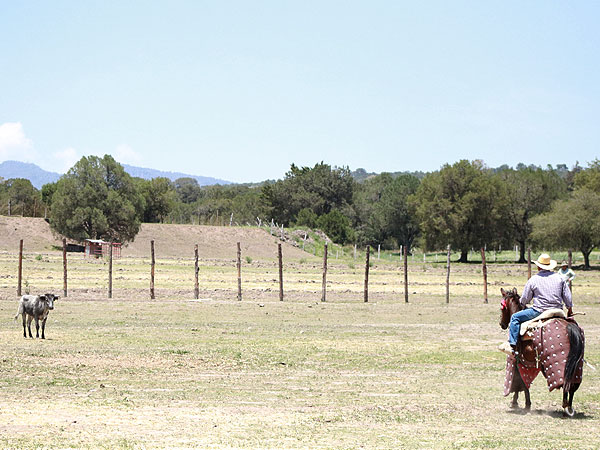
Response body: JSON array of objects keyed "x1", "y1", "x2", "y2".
[{"x1": 565, "y1": 322, "x2": 584, "y2": 383}]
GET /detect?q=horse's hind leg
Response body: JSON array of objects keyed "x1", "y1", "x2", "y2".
[{"x1": 563, "y1": 383, "x2": 580, "y2": 417}]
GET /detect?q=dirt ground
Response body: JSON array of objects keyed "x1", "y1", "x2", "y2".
[
  {"x1": 1, "y1": 217, "x2": 600, "y2": 449},
  {"x1": 0, "y1": 216, "x2": 308, "y2": 260}
]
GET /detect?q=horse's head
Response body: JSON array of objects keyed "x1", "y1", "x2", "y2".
[{"x1": 499, "y1": 287, "x2": 522, "y2": 329}]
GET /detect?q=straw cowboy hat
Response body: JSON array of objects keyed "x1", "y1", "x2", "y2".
[{"x1": 533, "y1": 253, "x2": 557, "y2": 270}]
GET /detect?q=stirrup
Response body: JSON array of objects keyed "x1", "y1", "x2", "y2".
[{"x1": 498, "y1": 342, "x2": 514, "y2": 355}]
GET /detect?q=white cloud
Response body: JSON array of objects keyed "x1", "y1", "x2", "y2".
[
  {"x1": 0, "y1": 122, "x2": 37, "y2": 161},
  {"x1": 114, "y1": 144, "x2": 142, "y2": 165},
  {"x1": 52, "y1": 147, "x2": 80, "y2": 173},
  {"x1": 0, "y1": 125, "x2": 144, "y2": 173}
]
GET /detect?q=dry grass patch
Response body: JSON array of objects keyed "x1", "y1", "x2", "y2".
[{"x1": 1, "y1": 251, "x2": 600, "y2": 448}]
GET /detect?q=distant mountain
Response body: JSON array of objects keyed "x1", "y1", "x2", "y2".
[
  {"x1": 121, "y1": 164, "x2": 230, "y2": 186},
  {"x1": 0, "y1": 161, "x2": 61, "y2": 189},
  {"x1": 0, "y1": 160, "x2": 231, "y2": 189}
]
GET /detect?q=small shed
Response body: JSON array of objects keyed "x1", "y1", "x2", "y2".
[{"x1": 84, "y1": 239, "x2": 122, "y2": 258}]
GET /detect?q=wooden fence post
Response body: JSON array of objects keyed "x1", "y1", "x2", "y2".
[
  {"x1": 364, "y1": 245, "x2": 370, "y2": 303},
  {"x1": 527, "y1": 247, "x2": 532, "y2": 279},
  {"x1": 403, "y1": 244, "x2": 409, "y2": 303},
  {"x1": 481, "y1": 247, "x2": 488, "y2": 304},
  {"x1": 446, "y1": 245, "x2": 451, "y2": 304},
  {"x1": 278, "y1": 243, "x2": 284, "y2": 301},
  {"x1": 17, "y1": 239, "x2": 23, "y2": 296},
  {"x1": 194, "y1": 244, "x2": 199, "y2": 299},
  {"x1": 108, "y1": 242, "x2": 113, "y2": 299},
  {"x1": 63, "y1": 238, "x2": 68, "y2": 297},
  {"x1": 321, "y1": 243, "x2": 328, "y2": 302},
  {"x1": 237, "y1": 242, "x2": 242, "y2": 301},
  {"x1": 150, "y1": 240, "x2": 155, "y2": 300}
]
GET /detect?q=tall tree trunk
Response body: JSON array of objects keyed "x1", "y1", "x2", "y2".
[
  {"x1": 583, "y1": 249, "x2": 591, "y2": 269},
  {"x1": 459, "y1": 249, "x2": 468, "y2": 263},
  {"x1": 518, "y1": 240, "x2": 527, "y2": 263}
]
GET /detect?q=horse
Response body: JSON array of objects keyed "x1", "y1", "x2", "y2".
[{"x1": 499, "y1": 287, "x2": 585, "y2": 417}]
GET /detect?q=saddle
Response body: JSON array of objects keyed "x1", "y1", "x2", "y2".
[{"x1": 519, "y1": 308, "x2": 567, "y2": 338}]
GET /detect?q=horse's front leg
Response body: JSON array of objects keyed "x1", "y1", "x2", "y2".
[
  {"x1": 523, "y1": 388, "x2": 531, "y2": 410},
  {"x1": 510, "y1": 391, "x2": 519, "y2": 408}
]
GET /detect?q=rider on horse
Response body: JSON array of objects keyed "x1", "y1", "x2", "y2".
[{"x1": 499, "y1": 253, "x2": 573, "y2": 355}]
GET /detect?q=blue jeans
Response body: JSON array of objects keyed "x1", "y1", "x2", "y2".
[{"x1": 509, "y1": 308, "x2": 541, "y2": 345}]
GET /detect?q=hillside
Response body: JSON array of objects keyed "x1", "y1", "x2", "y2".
[
  {"x1": 0, "y1": 161, "x2": 60, "y2": 188},
  {"x1": 0, "y1": 160, "x2": 231, "y2": 189},
  {"x1": 0, "y1": 216, "x2": 308, "y2": 260}
]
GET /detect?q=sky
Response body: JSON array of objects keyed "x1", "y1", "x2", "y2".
[{"x1": 1, "y1": 1, "x2": 599, "y2": 183}]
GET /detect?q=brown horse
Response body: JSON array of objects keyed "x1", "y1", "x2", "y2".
[{"x1": 499, "y1": 288, "x2": 585, "y2": 416}]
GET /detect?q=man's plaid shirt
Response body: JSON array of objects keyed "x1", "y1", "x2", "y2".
[{"x1": 521, "y1": 269, "x2": 573, "y2": 311}]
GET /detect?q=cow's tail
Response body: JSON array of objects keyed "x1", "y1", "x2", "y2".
[
  {"x1": 565, "y1": 322, "x2": 585, "y2": 383},
  {"x1": 14, "y1": 302, "x2": 23, "y2": 321}
]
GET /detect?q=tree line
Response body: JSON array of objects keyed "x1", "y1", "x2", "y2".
[{"x1": 2, "y1": 155, "x2": 599, "y2": 268}]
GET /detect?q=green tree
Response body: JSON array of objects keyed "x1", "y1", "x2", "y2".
[
  {"x1": 573, "y1": 159, "x2": 600, "y2": 192},
  {"x1": 352, "y1": 173, "x2": 420, "y2": 251},
  {"x1": 262, "y1": 162, "x2": 355, "y2": 225},
  {"x1": 295, "y1": 208, "x2": 318, "y2": 228},
  {"x1": 316, "y1": 209, "x2": 355, "y2": 244},
  {"x1": 41, "y1": 182, "x2": 58, "y2": 209},
  {"x1": 352, "y1": 173, "x2": 393, "y2": 246},
  {"x1": 531, "y1": 189, "x2": 600, "y2": 269},
  {"x1": 377, "y1": 174, "x2": 420, "y2": 251},
  {"x1": 412, "y1": 160, "x2": 501, "y2": 262},
  {"x1": 175, "y1": 177, "x2": 202, "y2": 204},
  {"x1": 495, "y1": 167, "x2": 567, "y2": 262},
  {"x1": 138, "y1": 177, "x2": 177, "y2": 223},
  {"x1": 49, "y1": 155, "x2": 144, "y2": 243},
  {"x1": 6, "y1": 178, "x2": 40, "y2": 216}
]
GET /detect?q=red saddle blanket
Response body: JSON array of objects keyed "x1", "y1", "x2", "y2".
[{"x1": 503, "y1": 318, "x2": 584, "y2": 396}]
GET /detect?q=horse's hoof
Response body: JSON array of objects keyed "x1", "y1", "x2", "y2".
[
  {"x1": 564, "y1": 407, "x2": 575, "y2": 417},
  {"x1": 509, "y1": 403, "x2": 518, "y2": 409}
]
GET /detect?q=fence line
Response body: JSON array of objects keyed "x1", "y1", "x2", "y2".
[{"x1": 12, "y1": 239, "x2": 584, "y2": 303}]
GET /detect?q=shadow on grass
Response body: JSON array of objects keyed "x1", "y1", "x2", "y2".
[{"x1": 507, "y1": 408, "x2": 593, "y2": 420}]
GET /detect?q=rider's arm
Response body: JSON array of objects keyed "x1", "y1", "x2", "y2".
[
  {"x1": 520, "y1": 280, "x2": 534, "y2": 307},
  {"x1": 562, "y1": 278, "x2": 573, "y2": 313}
]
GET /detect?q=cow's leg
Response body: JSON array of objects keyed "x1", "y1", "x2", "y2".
[
  {"x1": 21, "y1": 314, "x2": 27, "y2": 338},
  {"x1": 34, "y1": 317, "x2": 40, "y2": 338},
  {"x1": 26, "y1": 316, "x2": 33, "y2": 338},
  {"x1": 41, "y1": 318, "x2": 47, "y2": 339}
]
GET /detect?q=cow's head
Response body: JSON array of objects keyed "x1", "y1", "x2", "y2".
[{"x1": 42, "y1": 293, "x2": 59, "y2": 310}]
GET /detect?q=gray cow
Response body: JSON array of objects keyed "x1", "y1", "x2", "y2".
[{"x1": 14, "y1": 294, "x2": 59, "y2": 339}]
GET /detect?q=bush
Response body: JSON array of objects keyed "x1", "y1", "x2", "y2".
[
  {"x1": 316, "y1": 210, "x2": 355, "y2": 244},
  {"x1": 295, "y1": 208, "x2": 318, "y2": 228}
]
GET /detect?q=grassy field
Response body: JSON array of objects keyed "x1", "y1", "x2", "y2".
[{"x1": 1, "y1": 250, "x2": 599, "y2": 449}]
